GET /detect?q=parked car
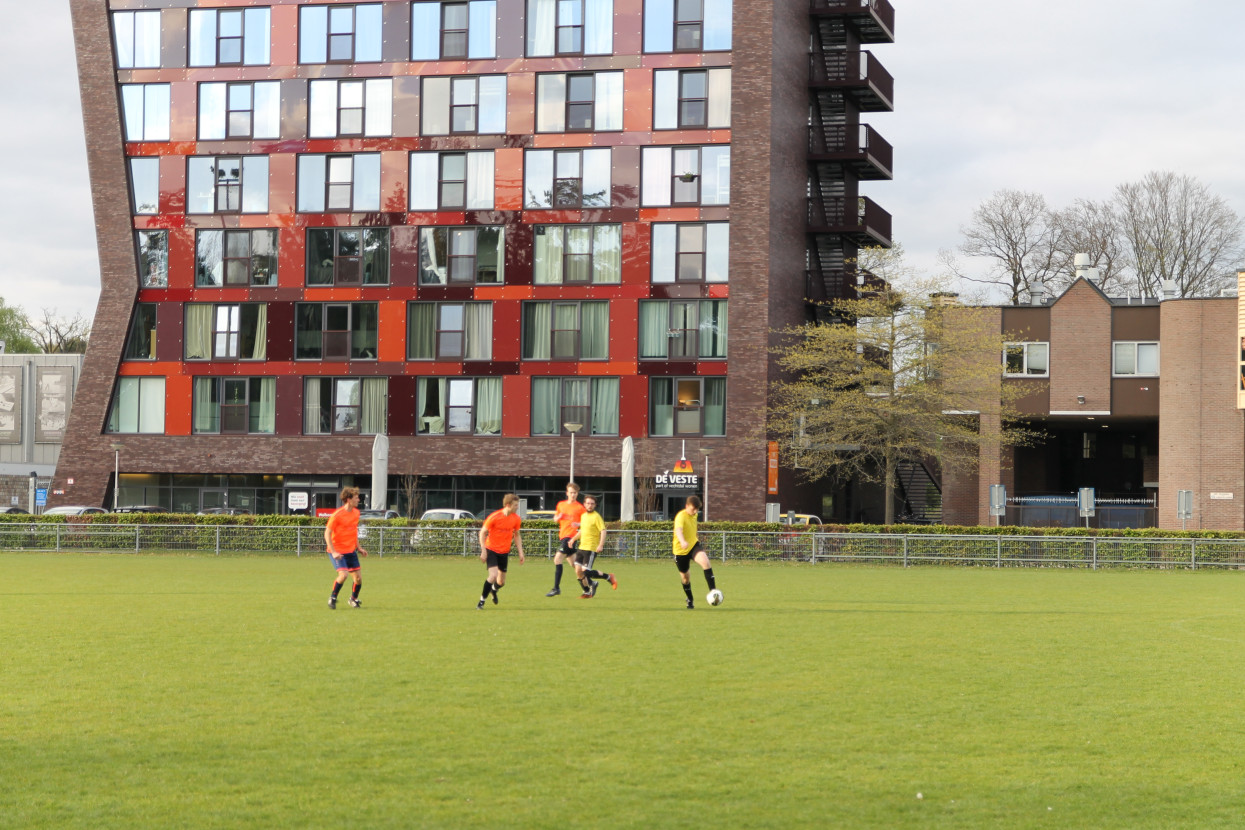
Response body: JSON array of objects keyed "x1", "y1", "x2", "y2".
[
  {"x1": 420, "y1": 509, "x2": 476, "y2": 522},
  {"x1": 411, "y1": 508, "x2": 478, "y2": 552},
  {"x1": 356, "y1": 509, "x2": 400, "y2": 543},
  {"x1": 42, "y1": 506, "x2": 107, "y2": 516},
  {"x1": 779, "y1": 513, "x2": 823, "y2": 526},
  {"x1": 196, "y1": 507, "x2": 252, "y2": 516},
  {"x1": 523, "y1": 509, "x2": 557, "y2": 522},
  {"x1": 0, "y1": 506, "x2": 29, "y2": 515},
  {"x1": 113, "y1": 505, "x2": 168, "y2": 514}
]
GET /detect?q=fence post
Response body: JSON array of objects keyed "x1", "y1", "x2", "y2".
[
  {"x1": 1092, "y1": 538, "x2": 1097, "y2": 570},
  {"x1": 379, "y1": 527, "x2": 385, "y2": 558},
  {"x1": 634, "y1": 530, "x2": 639, "y2": 562},
  {"x1": 297, "y1": 526, "x2": 302, "y2": 557},
  {"x1": 135, "y1": 526, "x2": 140, "y2": 553},
  {"x1": 997, "y1": 535, "x2": 1002, "y2": 568},
  {"x1": 215, "y1": 526, "x2": 221, "y2": 556},
  {"x1": 56, "y1": 525, "x2": 61, "y2": 552},
  {"x1": 903, "y1": 535, "x2": 908, "y2": 568},
  {"x1": 1191, "y1": 538, "x2": 1197, "y2": 570}
]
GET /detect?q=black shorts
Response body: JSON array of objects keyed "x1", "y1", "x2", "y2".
[
  {"x1": 558, "y1": 537, "x2": 579, "y2": 556},
  {"x1": 674, "y1": 542, "x2": 704, "y2": 573},
  {"x1": 486, "y1": 550, "x2": 510, "y2": 571}
]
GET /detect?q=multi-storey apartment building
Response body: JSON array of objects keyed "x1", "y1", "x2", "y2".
[{"x1": 59, "y1": 0, "x2": 894, "y2": 518}]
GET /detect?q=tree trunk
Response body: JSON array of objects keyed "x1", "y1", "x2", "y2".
[{"x1": 883, "y1": 451, "x2": 896, "y2": 525}]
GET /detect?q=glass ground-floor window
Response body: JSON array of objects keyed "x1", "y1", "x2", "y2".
[{"x1": 649, "y1": 376, "x2": 725, "y2": 436}]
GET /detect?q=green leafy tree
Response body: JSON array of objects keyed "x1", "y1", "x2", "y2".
[
  {"x1": 0, "y1": 298, "x2": 38, "y2": 354},
  {"x1": 770, "y1": 273, "x2": 1036, "y2": 524}
]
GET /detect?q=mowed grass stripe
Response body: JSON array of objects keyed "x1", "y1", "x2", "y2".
[{"x1": 3, "y1": 555, "x2": 1245, "y2": 828}]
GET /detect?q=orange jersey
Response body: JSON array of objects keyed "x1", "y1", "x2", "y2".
[
  {"x1": 483, "y1": 509, "x2": 522, "y2": 553},
  {"x1": 327, "y1": 505, "x2": 360, "y2": 553},
  {"x1": 556, "y1": 499, "x2": 586, "y2": 539}
]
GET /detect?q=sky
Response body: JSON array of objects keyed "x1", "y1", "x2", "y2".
[{"x1": 4, "y1": 1, "x2": 1245, "y2": 322}]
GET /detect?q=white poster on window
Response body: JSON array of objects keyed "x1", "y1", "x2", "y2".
[
  {"x1": 35, "y1": 366, "x2": 73, "y2": 443},
  {"x1": 0, "y1": 366, "x2": 20, "y2": 443}
]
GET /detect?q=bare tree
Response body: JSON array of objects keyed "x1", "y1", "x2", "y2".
[
  {"x1": 26, "y1": 309, "x2": 91, "y2": 354},
  {"x1": 399, "y1": 474, "x2": 423, "y2": 518},
  {"x1": 1050, "y1": 198, "x2": 1129, "y2": 295},
  {"x1": 954, "y1": 189, "x2": 1065, "y2": 304},
  {"x1": 1112, "y1": 171, "x2": 1244, "y2": 298}
]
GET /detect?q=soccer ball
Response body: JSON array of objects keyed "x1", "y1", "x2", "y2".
[{"x1": 706, "y1": 589, "x2": 724, "y2": 606}]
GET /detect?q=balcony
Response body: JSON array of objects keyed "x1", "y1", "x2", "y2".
[
  {"x1": 809, "y1": 50, "x2": 894, "y2": 111},
  {"x1": 809, "y1": 0, "x2": 895, "y2": 44},
  {"x1": 808, "y1": 123, "x2": 893, "y2": 180},
  {"x1": 807, "y1": 195, "x2": 892, "y2": 246}
]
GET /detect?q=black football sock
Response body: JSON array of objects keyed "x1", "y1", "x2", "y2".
[
  {"x1": 584, "y1": 569, "x2": 607, "y2": 580},
  {"x1": 554, "y1": 563, "x2": 563, "y2": 588},
  {"x1": 331, "y1": 581, "x2": 344, "y2": 598},
  {"x1": 492, "y1": 582, "x2": 501, "y2": 596},
  {"x1": 682, "y1": 582, "x2": 694, "y2": 600},
  {"x1": 704, "y1": 568, "x2": 716, "y2": 590},
  {"x1": 352, "y1": 582, "x2": 361, "y2": 600},
  {"x1": 482, "y1": 580, "x2": 493, "y2": 601}
]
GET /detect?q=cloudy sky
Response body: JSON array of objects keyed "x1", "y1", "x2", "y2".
[{"x1": 4, "y1": 1, "x2": 1245, "y2": 322}]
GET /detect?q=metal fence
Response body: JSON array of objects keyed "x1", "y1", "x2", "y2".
[{"x1": 3, "y1": 523, "x2": 1245, "y2": 569}]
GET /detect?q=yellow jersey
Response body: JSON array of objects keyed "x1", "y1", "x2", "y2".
[
  {"x1": 578, "y1": 511, "x2": 606, "y2": 551},
  {"x1": 673, "y1": 509, "x2": 698, "y2": 555}
]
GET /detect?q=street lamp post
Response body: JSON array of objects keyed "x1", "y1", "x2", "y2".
[
  {"x1": 700, "y1": 448, "x2": 712, "y2": 522},
  {"x1": 110, "y1": 442, "x2": 124, "y2": 512},
  {"x1": 563, "y1": 422, "x2": 583, "y2": 484}
]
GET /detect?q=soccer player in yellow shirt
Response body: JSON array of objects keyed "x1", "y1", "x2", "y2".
[
  {"x1": 572, "y1": 494, "x2": 617, "y2": 597},
  {"x1": 673, "y1": 495, "x2": 717, "y2": 609}
]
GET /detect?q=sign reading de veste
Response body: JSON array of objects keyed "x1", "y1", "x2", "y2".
[{"x1": 655, "y1": 471, "x2": 700, "y2": 491}]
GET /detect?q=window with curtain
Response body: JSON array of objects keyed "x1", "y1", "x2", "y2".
[
  {"x1": 1112, "y1": 341, "x2": 1159, "y2": 377},
  {"x1": 121, "y1": 84, "x2": 171, "y2": 141},
  {"x1": 418, "y1": 227, "x2": 504, "y2": 284},
  {"x1": 185, "y1": 304, "x2": 267, "y2": 360},
  {"x1": 305, "y1": 228, "x2": 389, "y2": 285},
  {"x1": 643, "y1": 0, "x2": 732, "y2": 52},
  {"x1": 304, "y1": 377, "x2": 386, "y2": 434},
  {"x1": 195, "y1": 229, "x2": 278, "y2": 286},
  {"x1": 522, "y1": 301, "x2": 609, "y2": 360},
  {"x1": 524, "y1": 149, "x2": 611, "y2": 208},
  {"x1": 531, "y1": 377, "x2": 619, "y2": 435},
  {"x1": 653, "y1": 68, "x2": 731, "y2": 129},
  {"x1": 421, "y1": 75, "x2": 507, "y2": 135},
  {"x1": 294, "y1": 303, "x2": 378, "y2": 360},
  {"x1": 638, "y1": 300, "x2": 727, "y2": 359},
  {"x1": 535, "y1": 71, "x2": 623, "y2": 132},
  {"x1": 198, "y1": 81, "x2": 280, "y2": 140},
  {"x1": 186, "y1": 155, "x2": 270, "y2": 214},
  {"x1": 299, "y1": 3, "x2": 383, "y2": 63},
  {"x1": 192, "y1": 377, "x2": 276, "y2": 434},
  {"x1": 189, "y1": 7, "x2": 271, "y2": 66},
  {"x1": 411, "y1": 1, "x2": 498, "y2": 59},
  {"x1": 640, "y1": 145, "x2": 730, "y2": 207},
  {"x1": 417, "y1": 377, "x2": 501, "y2": 435},
  {"x1": 648, "y1": 376, "x2": 725, "y2": 436},
  {"x1": 296, "y1": 153, "x2": 381, "y2": 212},
  {"x1": 106, "y1": 377, "x2": 165, "y2": 434},
  {"x1": 113, "y1": 11, "x2": 162, "y2": 69},
  {"x1": 534, "y1": 225, "x2": 621, "y2": 284},
  {"x1": 527, "y1": 0, "x2": 612, "y2": 56},
  {"x1": 409, "y1": 151, "x2": 495, "y2": 210},
  {"x1": 651, "y1": 223, "x2": 728, "y2": 283},
  {"x1": 309, "y1": 78, "x2": 392, "y2": 138}
]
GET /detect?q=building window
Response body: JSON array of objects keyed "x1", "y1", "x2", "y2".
[
  {"x1": 106, "y1": 377, "x2": 165, "y2": 434},
  {"x1": 408, "y1": 302, "x2": 493, "y2": 360},
  {"x1": 412, "y1": 1, "x2": 498, "y2": 59},
  {"x1": 295, "y1": 303, "x2": 379, "y2": 361},
  {"x1": 1003, "y1": 342, "x2": 1049, "y2": 377},
  {"x1": 651, "y1": 223, "x2": 728, "y2": 283},
  {"x1": 307, "y1": 228, "x2": 389, "y2": 286},
  {"x1": 419, "y1": 227, "x2": 504, "y2": 284},
  {"x1": 130, "y1": 158, "x2": 159, "y2": 215},
  {"x1": 534, "y1": 225, "x2": 621, "y2": 284},
  {"x1": 1113, "y1": 341, "x2": 1159, "y2": 377},
  {"x1": 531, "y1": 377, "x2": 619, "y2": 435},
  {"x1": 644, "y1": 0, "x2": 732, "y2": 52},
  {"x1": 641, "y1": 145, "x2": 730, "y2": 206},
  {"x1": 121, "y1": 84, "x2": 171, "y2": 141},
  {"x1": 653, "y1": 68, "x2": 730, "y2": 129},
  {"x1": 409, "y1": 151, "x2": 495, "y2": 210},
  {"x1": 299, "y1": 4, "x2": 384, "y2": 64},
  {"x1": 189, "y1": 8, "x2": 271, "y2": 66},
  {"x1": 304, "y1": 377, "x2": 387, "y2": 435},
  {"x1": 124, "y1": 305, "x2": 158, "y2": 361},
  {"x1": 639, "y1": 300, "x2": 727, "y2": 359},
  {"x1": 113, "y1": 11, "x2": 161, "y2": 69},
  {"x1": 522, "y1": 301, "x2": 609, "y2": 360},
  {"x1": 297, "y1": 154, "x2": 381, "y2": 213},
  {"x1": 137, "y1": 231, "x2": 168, "y2": 288},
  {"x1": 535, "y1": 72, "x2": 623, "y2": 132},
  {"x1": 185, "y1": 304, "x2": 268, "y2": 361},
  {"x1": 195, "y1": 230, "x2": 278, "y2": 287},
  {"x1": 650, "y1": 376, "x2": 725, "y2": 436},
  {"x1": 192, "y1": 377, "x2": 276, "y2": 434},
  {"x1": 187, "y1": 156, "x2": 269, "y2": 214},
  {"x1": 308, "y1": 79, "x2": 392, "y2": 138},
  {"x1": 421, "y1": 76, "x2": 506, "y2": 135},
  {"x1": 527, "y1": 0, "x2": 612, "y2": 56},
  {"x1": 417, "y1": 377, "x2": 502, "y2": 435},
  {"x1": 199, "y1": 82, "x2": 281, "y2": 140},
  {"x1": 524, "y1": 149, "x2": 611, "y2": 208}
]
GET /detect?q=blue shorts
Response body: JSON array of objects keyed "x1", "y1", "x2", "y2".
[{"x1": 331, "y1": 551, "x2": 361, "y2": 572}]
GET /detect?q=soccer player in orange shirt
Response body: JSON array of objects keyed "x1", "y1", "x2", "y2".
[
  {"x1": 325, "y1": 486, "x2": 368, "y2": 609},
  {"x1": 477, "y1": 493, "x2": 525, "y2": 610},
  {"x1": 547, "y1": 482, "x2": 590, "y2": 597}
]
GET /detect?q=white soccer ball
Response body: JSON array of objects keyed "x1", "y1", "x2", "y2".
[{"x1": 706, "y1": 589, "x2": 724, "y2": 606}]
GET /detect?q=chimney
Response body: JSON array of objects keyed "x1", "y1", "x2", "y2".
[
  {"x1": 1029, "y1": 279, "x2": 1044, "y2": 305},
  {"x1": 1073, "y1": 253, "x2": 1100, "y2": 285},
  {"x1": 1161, "y1": 280, "x2": 1178, "y2": 300}
]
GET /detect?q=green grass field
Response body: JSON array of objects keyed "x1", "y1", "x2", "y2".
[{"x1": 4, "y1": 553, "x2": 1245, "y2": 829}]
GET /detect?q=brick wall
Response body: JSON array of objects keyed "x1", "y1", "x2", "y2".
[{"x1": 1049, "y1": 279, "x2": 1112, "y2": 413}]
